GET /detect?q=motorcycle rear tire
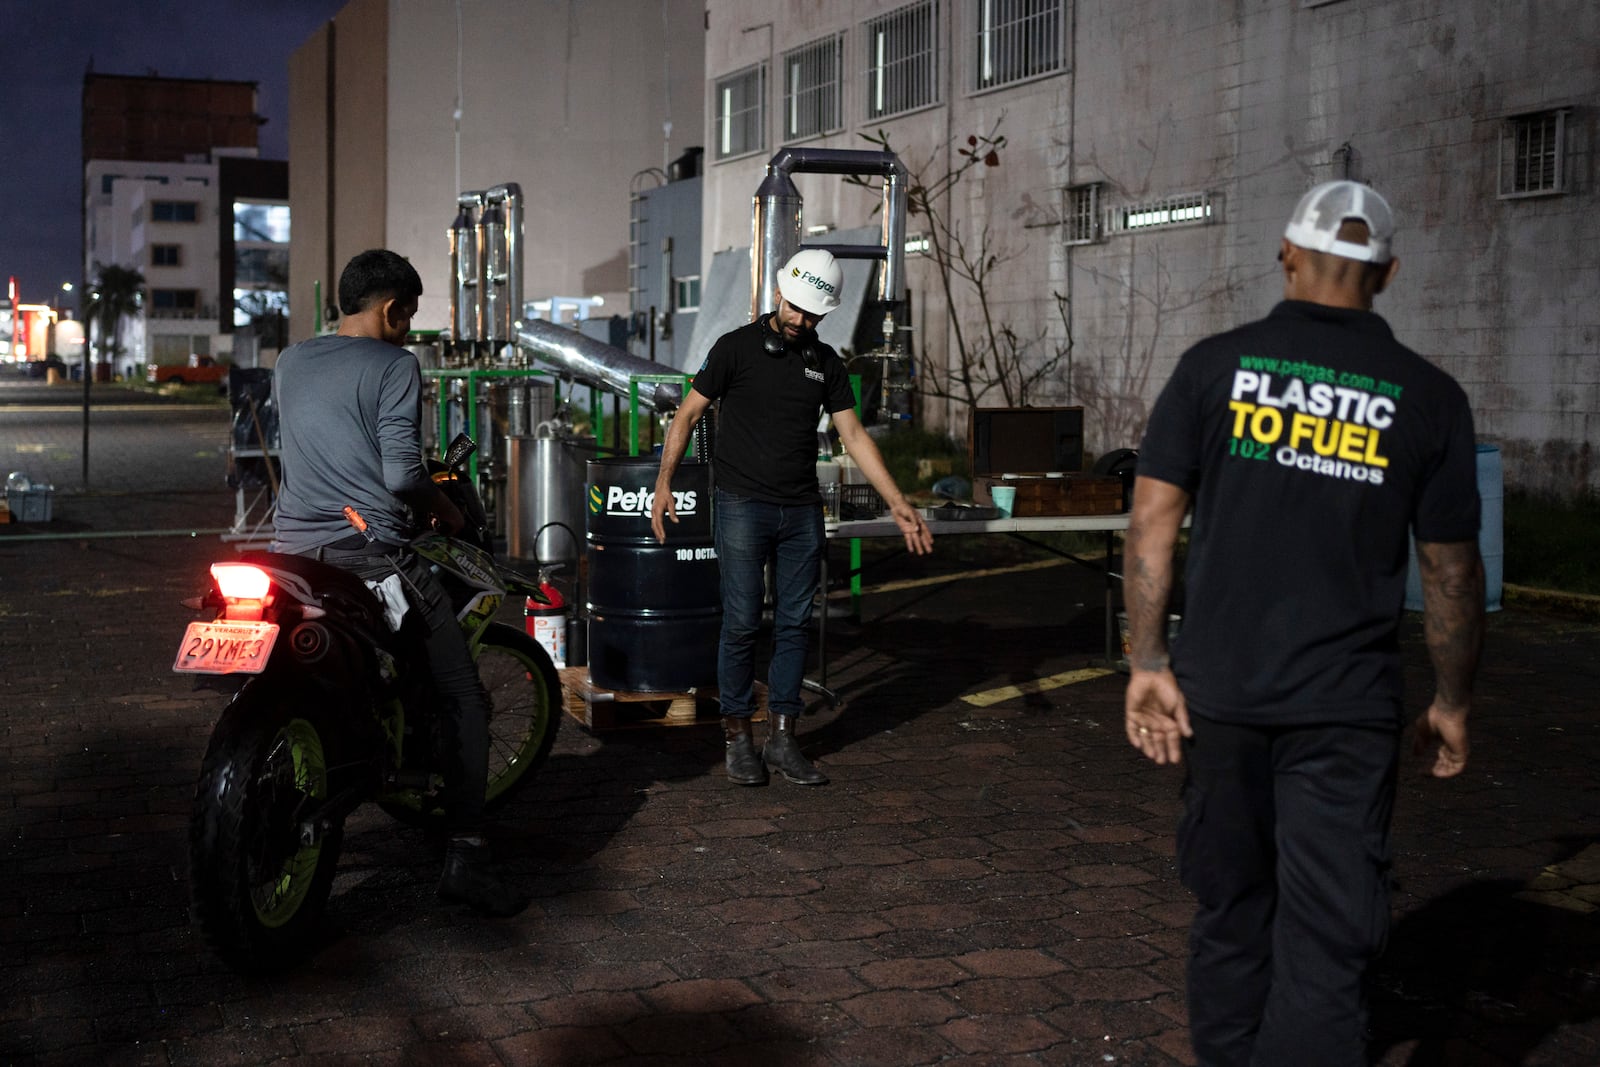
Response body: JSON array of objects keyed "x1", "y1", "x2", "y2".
[
  {"x1": 189, "y1": 683, "x2": 344, "y2": 974},
  {"x1": 379, "y1": 622, "x2": 561, "y2": 827}
]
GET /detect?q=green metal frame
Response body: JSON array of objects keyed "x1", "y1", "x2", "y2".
[
  {"x1": 625, "y1": 373, "x2": 691, "y2": 457},
  {"x1": 421, "y1": 366, "x2": 556, "y2": 483}
]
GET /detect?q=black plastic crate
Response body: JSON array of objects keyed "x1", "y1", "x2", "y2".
[{"x1": 841, "y1": 484, "x2": 884, "y2": 520}]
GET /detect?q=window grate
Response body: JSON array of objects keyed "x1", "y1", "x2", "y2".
[
  {"x1": 1499, "y1": 110, "x2": 1566, "y2": 198},
  {"x1": 865, "y1": 1, "x2": 939, "y2": 120},
  {"x1": 715, "y1": 64, "x2": 767, "y2": 160},
  {"x1": 784, "y1": 35, "x2": 843, "y2": 140},
  {"x1": 1063, "y1": 183, "x2": 1101, "y2": 244},
  {"x1": 1106, "y1": 192, "x2": 1215, "y2": 234},
  {"x1": 972, "y1": 0, "x2": 1064, "y2": 92}
]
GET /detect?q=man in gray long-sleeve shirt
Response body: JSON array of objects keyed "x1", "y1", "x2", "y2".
[{"x1": 273, "y1": 249, "x2": 526, "y2": 916}]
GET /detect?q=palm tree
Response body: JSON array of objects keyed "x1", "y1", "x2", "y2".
[{"x1": 87, "y1": 262, "x2": 145, "y2": 377}]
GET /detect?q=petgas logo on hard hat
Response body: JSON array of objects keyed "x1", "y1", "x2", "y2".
[
  {"x1": 778, "y1": 248, "x2": 843, "y2": 315},
  {"x1": 792, "y1": 267, "x2": 838, "y2": 296}
]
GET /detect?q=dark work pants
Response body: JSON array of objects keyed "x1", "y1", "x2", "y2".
[
  {"x1": 321, "y1": 545, "x2": 492, "y2": 834},
  {"x1": 1178, "y1": 712, "x2": 1400, "y2": 1067}
]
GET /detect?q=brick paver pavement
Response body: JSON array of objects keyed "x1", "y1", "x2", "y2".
[{"x1": 2, "y1": 491, "x2": 1597, "y2": 1065}]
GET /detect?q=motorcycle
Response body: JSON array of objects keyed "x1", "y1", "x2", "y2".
[{"x1": 178, "y1": 434, "x2": 561, "y2": 973}]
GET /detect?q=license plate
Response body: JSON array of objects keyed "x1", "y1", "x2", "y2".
[{"x1": 173, "y1": 620, "x2": 280, "y2": 675}]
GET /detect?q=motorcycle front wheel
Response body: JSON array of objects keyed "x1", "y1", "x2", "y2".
[
  {"x1": 380, "y1": 621, "x2": 561, "y2": 825},
  {"x1": 189, "y1": 683, "x2": 344, "y2": 973}
]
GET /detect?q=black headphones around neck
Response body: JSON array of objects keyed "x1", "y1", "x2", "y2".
[{"x1": 762, "y1": 313, "x2": 821, "y2": 370}]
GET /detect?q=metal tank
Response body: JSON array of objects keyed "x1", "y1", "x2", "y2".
[{"x1": 505, "y1": 424, "x2": 590, "y2": 566}]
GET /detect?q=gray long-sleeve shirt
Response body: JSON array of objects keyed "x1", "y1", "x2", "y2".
[{"x1": 271, "y1": 334, "x2": 433, "y2": 552}]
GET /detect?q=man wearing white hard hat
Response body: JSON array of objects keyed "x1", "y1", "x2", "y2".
[
  {"x1": 1123, "y1": 181, "x2": 1484, "y2": 1065},
  {"x1": 652, "y1": 248, "x2": 932, "y2": 786}
]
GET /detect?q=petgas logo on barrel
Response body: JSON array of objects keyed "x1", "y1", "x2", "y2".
[{"x1": 590, "y1": 483, "x2": 699, "y2": 518}]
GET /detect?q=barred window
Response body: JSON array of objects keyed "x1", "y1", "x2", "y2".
[
  {"x1": 1106, "y1": 192, "x2": 1215, "y2": 234},
  {"x1": 715, "y1": 64, "x2": 767, "y2": 161},
  {"x1": 784, "y1": 36, "x2": 843, "y2": 140},
  {"x1": 972, "y1": 0, "x2": 1064, "y2": 92},
  {"x1": 1063, "y1": 183, "x2": 1101, "y2": 244},
  {"x1": 865, "y1": 1, "x2": 939, "y2": 120},
  {"x1": 1499, "y1": 110, "x2": 1567, "y2": 198}
]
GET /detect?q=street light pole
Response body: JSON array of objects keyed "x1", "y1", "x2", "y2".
[{"x1": 83, "y1": 290, "x2": 97, "y2": 488}]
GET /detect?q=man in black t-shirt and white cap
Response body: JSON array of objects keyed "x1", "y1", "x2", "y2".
[
  {"x1": 652, "y1": 248, "x2": 932, "y2": 787},
  {"x1": 1124, "y1": 182, "x2": 1486, "y2": 1065}
]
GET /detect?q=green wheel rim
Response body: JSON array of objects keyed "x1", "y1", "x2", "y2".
[
  {"x1": 249, "y1": 718, "x2": 328, "y2": 929},
  {"x1": 478, "y1": 641, "x2": 553, "y2": 803}
]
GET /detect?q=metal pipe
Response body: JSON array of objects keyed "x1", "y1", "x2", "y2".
[
  {"x1": 485, "y1": 183, "x2": 523, "y2": 346},
  {"x1": 516, "y1": 319, "x2": 682, "y2": 412},
  {"x1": 449, "y1": 192, "x2": 484, "y2": 343},
  {"x1": 480, "y1": 198, "x2": 507, "y2": 345},
  {"x1": 751, "y1": 169, "x2": 802, "y2": 318},
  {"x1": 751, "y1": 147, "x2": 909, "y2": 319}
]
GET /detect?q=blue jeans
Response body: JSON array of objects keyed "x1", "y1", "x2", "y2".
[{"x1": 713, "y1": 488, "x2": 823, "y2": 718}]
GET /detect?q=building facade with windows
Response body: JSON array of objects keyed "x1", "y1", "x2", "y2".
[
  {"x1": 80, "y1": 73, "x2": 291, "y2": 376},
  {"x1": 702, "y1": 0, "x2": 1599, "y2": 497},
  {"x1": 83, "y1": 153, "x2": 290, "y2": 375}
]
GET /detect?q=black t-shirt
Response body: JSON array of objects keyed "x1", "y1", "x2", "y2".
[
  {"x1": 692, "y1": 317, "x2": 858, "y2": 505},
  {"x1": 1138, "y1": 300, "x2": 1480, "y2": 725}
]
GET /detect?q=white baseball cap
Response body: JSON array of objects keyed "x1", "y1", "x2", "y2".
[{"x1": 1283, "y1": 181, "x2": 1395, "y2": 264}]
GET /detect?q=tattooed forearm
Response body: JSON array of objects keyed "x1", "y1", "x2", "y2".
[
  {"x1": 1417, "y1": 539, "x2": 1485, "y2": 712},
  {"x1": 1124, "y1": 478, "x2": 1189, "y2": 672}
]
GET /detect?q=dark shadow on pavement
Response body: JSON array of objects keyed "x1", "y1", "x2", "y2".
[{"x1": 1368, "y1": 852, "x2": 1600, "y2": 1065}]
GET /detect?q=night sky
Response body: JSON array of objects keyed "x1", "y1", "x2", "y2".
[{"x1": 0, "y1": 0, "x2": 350, "y2": 317}]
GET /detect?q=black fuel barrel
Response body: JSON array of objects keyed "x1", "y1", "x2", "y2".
[{"x1": 585, "y1": 457, "x2": 720, "y2": 692}]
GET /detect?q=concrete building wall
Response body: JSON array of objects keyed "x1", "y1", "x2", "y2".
[
  {"x1": 703, "y1": 0, "x2": 1600, "y2": 497},
  {"x1": 288, "y1": 24, "x2": 333, "y2": 338},
  {"x1": 287, "y1": 0, "x2": 390, "y2": 344},
  {"x1": 289, "y1": 0, "x2": 706, "y2": 344}
]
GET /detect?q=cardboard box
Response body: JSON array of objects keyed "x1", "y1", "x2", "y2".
[
  {"x1": 6, "y1": 486, "x2": 54, "y2": 523},
  {"x1": 977, "y1": 474, "x2": 1123, "y2": 516}
]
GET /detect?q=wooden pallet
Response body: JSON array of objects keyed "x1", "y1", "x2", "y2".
[{"x1": 558, "y1": 667, "x2": 767, "y2": 731}]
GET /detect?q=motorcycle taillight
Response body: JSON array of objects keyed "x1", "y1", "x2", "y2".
[{"x1": 210, "y1": 562, "x2": 272, "y2": 620}]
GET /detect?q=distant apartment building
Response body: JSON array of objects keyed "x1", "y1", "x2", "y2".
[
  {"x1": 701, "y1": 0, "x2": 1599, "y2": 498},
  {"x1": 80, "y1": 74, "x2": 290, "y2": 374}
]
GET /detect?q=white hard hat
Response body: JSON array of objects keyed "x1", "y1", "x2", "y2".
[{"x1": 777, "y1": 248, "x2": 843, "y2": 316}]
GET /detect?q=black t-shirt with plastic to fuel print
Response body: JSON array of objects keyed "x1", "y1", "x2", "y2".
[
  {"x1": 691, "y1": 317, "x2": 858, "y2": 507},
  {"x1": 1137, "y1": 300, "x2": 1480, "y2": 726}
]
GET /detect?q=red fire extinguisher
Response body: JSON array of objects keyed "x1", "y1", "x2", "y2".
[{"x1": 525, "y1": 572, "x2": 568, "y2": 669}]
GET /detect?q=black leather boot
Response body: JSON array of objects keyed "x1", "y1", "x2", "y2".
[
  {"x1": 762, "y1": 713, "x2": 829, "y2": 785},
  {"x1": 437, "y1": 835, "x2": 530, "y2": 917},
  {"x1": 722, "y1": 715, "x2": 768, "y2": 785}
]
